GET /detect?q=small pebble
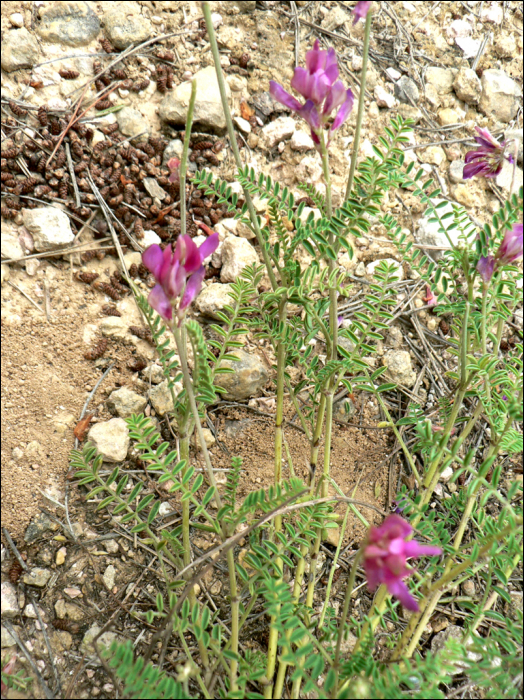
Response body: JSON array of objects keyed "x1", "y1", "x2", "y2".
[{"x1": 9, "y1": 12, "x2": 24, "y2": 27}]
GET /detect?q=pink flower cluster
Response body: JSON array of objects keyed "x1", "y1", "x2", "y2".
[
  {"x1": 477, "y1": 223, "x2": 523, "y2": 283},
  {"x1": 269, "y1": 40, "x2": 354, "y2": 150},
  {"x1": 463, "y1": 127, "x2": 513, "y2": 180},
  {"x1": 363, "y1": 514, "x2": 441, "y2": 611},
  {"x1": 142, "y1": 233, "x2": 219, "y2": 324}
]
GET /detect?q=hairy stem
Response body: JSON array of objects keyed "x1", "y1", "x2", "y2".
[{"x1": 179, "y1": 79, "x2": 197, "y2": 238}]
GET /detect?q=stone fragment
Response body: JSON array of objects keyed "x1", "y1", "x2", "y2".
[
  {"x1": 159, "y1": 66, "x2": 231, "y2": 133},
  {"x1": 35, "y1": 1, "x2": 100, "y2": 46},
  {"x1": 234, "y1": 116, "x2": 251, "y2": 133},
  {"x1": 1, "y1": 223, "x2": 25, "y2": 261},
  {"x1": 453, "y1": 65, "x2": 482, "y2": 104},
  {"x1": 116, "y1": 107, "x2": 150, "y2": 141},
  {"x1": 374, "y1": 86, "x2": 395, "y2": 109},
  {"x1": 1, "y1": 27, "x2": 40, "y2": 72},
  {"x1": 421, "y1": 146, "x2": 446, "y2": 166},
  {"x1": 195, "y1": 283, "x2": 234, "y2": 319},
  {"x1": 23, "y1": 568, "x2": 52, "y2": 587},
  {"x1": 495, "y1": 159, "x2": 523, "y2": 195},
  {"x1": 149, "y1": 380, "x2": 182, "y2": 416},
  {"x1": 431, "y1": 625, "x2": 481, "y2": 674},
  {"x1": 290, "y1": 130, "x2": 315, "y2": 152},
  {"x1": 87, "y1": 418, "x2": 130, "y2": 462},
  {"x1": 1, "y1": 624, "x2": 17, "y2": 647},
  {"x1": 1, "y1": 582, "x2": 19, "y2": 618},
  {"x1": 261, "y1": 116, "x2": 296, "y2": 149},
  {"x1": 22, "y1": 208, "x2": 74, "y2": 252},
  {"x1": 81, "y1": 625, "x2": 120, "y2": 658},
  {"x1": 479, "y1": 70, "x2": 521, "y2": 123},
  {"x1": 449, "y1": 161, "x2": 465, "y2": 183},
  {"x1": 103, "y1": 6, "x2": 152, "y2": 49},
  {"x1": 425, "y1": 67, "x2": 456, "y2": 95},
  {"x1": 24, "y1": 513, "x2": 53, "y2": 544},
  {"x1": 220, "y1": 236, "x2": 259, "y2": 282},
  {"x1": 194, "y1": 428, "x2": 216, "y2": 450},
  {"x1": 382, "y1": 350, "x2": 416, "y2": 387},
  {"x1": 437, "y1": 108, "x2": 460, "y2": 126},
  {"x1": 321, "y1": 6, "x2": 349, "y2": 32},
  {"x1": 394, "y1": 76, "x2": 419, "y2": 104},
  {"x1": 214, "y1": 350, "x2": 268, "y2": 400},
  {"x1": 107, "y1": 387, "x2": 147, "y2": 418},
  {"x1": 143, "y1": 178, "x2": 167, "y2": 201},
  {"x1": 100, "y1": 316, "x2": 129, "y2": 340},
  {"x1": 103, "y1": 565, "x2": 116, "y2": 590},
  {"x1": 9, "y1": 13, "x2": 24, "y2": 28}
]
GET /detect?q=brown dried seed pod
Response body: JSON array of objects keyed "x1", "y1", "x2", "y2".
[
  {"x1": 100, "y1": 38, "x2": 114, "y2": 53},
  {"x1": 95, "y1": 99, "x2": 111, "y2": 111},
  {"x1": 131, "y1": 78, "x2": 150, "y2": 93},
  {"x1": 156, "y1": 75, "x2": 167, "y2": 93},
  {"x1": 109, "y1": 193, "x2": 124, "y2": 207},
  {"x1": 84, "y1": 337, "x2": 108, "y2": 360},
  {"x1": 50, "y1": 118, "x2": 62, "y2": 135},
  {"x1": 1, "y1": 207, "x2": 17, "y2": 219},
  {"x1": 148, "y1": 137, "x2": 166, "y2": 154},
  {"x1": 80, "y1": 249, "x2": 103, "y2": 262},
  {"x1": 111, "y1": 270, "x2": 129, "y2": 289},
  {"x1": 112, "y1": 68, "x2": 127, "y2": 80},
  {"x1": 209, "y1": 209, "x2": 220, "y2": 225},
  {"x1": 2, "y1": 147, "x2": 19, "y2": 159},
  {"x1": 145, "y1": 273, "x2": 156, "y2": 288},
  {"x1": 499, "y1": 338, "x2": 509, "y2": 352},
  {"x1": 4, "y1": 198, "x2": 21, "y2": 211},
  {"x1": 51, "y1": 619, "x2": 81, "y2": 634},
  {"x1": 129, "y1": 326, "x2": 154, "y2": 343},
  {"x1": 192, "y1": 207, "x2": 205, "y2": 217},
  {"x1": 137, "y1": 263, "x2": 149, "y2": 279},
  {"x1": 75, "y1": 271, "x2": 99, "y2": 284},
  {"x1": 8, "y1": 559, "x2": 24, "y2": 583},
  {"x1": 71, "y1": 140, "x2": 84, "y2": 158},
  {"x1": 34, "y1": 184, "x2": 53, "y2": 198},
  {"x1": 93, "y1": 281, "x2": 121, "y2": 300},
  {"x1": 17, "y1": 177, "x2": 39, "y2": 194},
  {"x1": 212, "y1": 140, "x2": 225, "y2": 153},
  {"x1": 203, "y1": 150, "x2": 220, "y2": 166},
  {"x1": 439, "y1": 318, "x2": 450, "y2": 335},
  {"x1": 134, "y1": 218, "x2": 144, "y2": 239},
  {"x1": 166, "y1": 68, "x2": 174, "y2": 90},
  {"x1": 102, "y1": 123, "x2": 119, "y2": 136},
  {"x1": 239, "y1": 53, "x2": 250, "y2": 69},
  {"x1": 95, "y1": 79, "x2": 105, "y2": 92},
  {"x1": 128, "y1": 356, "x2": 147, "y2": 372},
  {"x1": 58, "y1": 182, "x2": 69, "y2": 199},
  {"x1": 59, "y1": 69, "x2": 80, "y2": 79},
  {"x1": 9, "y1": 101, "x2": 28, "y2": 117},
  {"x1": 128, "y1": 263, "x2": 139, "y2": 278},
  {"x1": 37, "y1": 105, "x2": 49, "y2": 126},
  {"x1": 1, "y1": 171, "x2": 15, "y2": 182},
  {"x1": 101, "y1": 304, "x2": 121, "y2": 316},
  {"x1": 55, "y1": 149, "x2": 66, "y2": 168}
]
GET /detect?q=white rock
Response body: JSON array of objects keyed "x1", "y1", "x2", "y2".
[
  {"x1": 103, "y1": 565, "x2": 116, "y2": 590},
  {"x1": 447, "y1": 19, "x2": 472, "y2": 38},
  {"x1": 455, "y1": 36, "x2": 482, "y2": 59},
  {"x1": 261, "y1": 116, "x2": 296, "y2": 149},
  {"x1": 382, "y1": 350, "x2": 416, "y2": 387},
  {"x1": 321, "y1": 5, "x2": 348, "y2": 31},
  {"x1": 495, "y1": 159, "x2": 523, "y2": 195},
  {"x1": 290, "y1": 130, "x2": 315, "y2": 152},
  {"x1": 1, "y1": 222, "x2": 25, "y2": 261},
  {"x1": 194, "y1": 428, "x2": 216, "y2": 450},
  {"x1": 298, "y1": 207, "x2": 322, "y2": 225},
  {"x1": 9, "y1": 13, "x2": 24, "y2": 27},
  {"x1": 480, "y1": 2, "x2": 503, "y2": 24},
  {"x1": 385, "y1": 67, "x2": 401, "y2": 82},
  {"x1": 87, "y1": 418, "x2": 130, "y2": 462},
  {"x1": 234, "y1": 116, "x2": 251, "y2": 133},
  {"x1": 374, "y1": 86, "x2": 396, "y2": 109},
  {"x1": 158, "y1": 65, "x2": 231, "y2": 132},
  {"x1": 425, "y1": 67, "x2": 457, "y2": 95},
  {"x1": 366, "y1": 259, "x2": 404, "y2": 281},
  {"x1": 1, "y1": 582, "x2": 19, "y2": 618},
  {"x1": 422, "y1": 146, "x2": 446, "y2": 166},
  {"x1": 214, "y1": 349, "x2": 268, "y2": 400},
  {"x1": 195, "y1": 283, "x2": 234, "y2": 319},
  {"x1": 107, "y1": 387, "x2": 147, "y2": 418},
  {"x1": 440, "y1": 466, "x2": 454, "y2": 482},
  {"x1": 141, "y1": 229, "x2": 162, "y2": 248},
  {"x1": 220, "y1": 236, "x2": 259, "y2": 282},
  {"x1": 449, "y1": 160, "x2": 465, "y2": 183},
  {"x1": 100, "y1": 316, "x2": 129, "y2": 340},
  {"x1": 149, "y1": 379, "x2": 182, "y2": 415},
  {"x1": 1, "y1": 263, "x2": 11, "y2": 285},
  {"x1": 22, "y1": 207, "x2": 74, "y2": 252},
  {"x1": 453, "y1": 66, "x2": 482, "y2": 104},
  {"x1": 479, "y1": 69, "x2": 521, "y2": 123}
]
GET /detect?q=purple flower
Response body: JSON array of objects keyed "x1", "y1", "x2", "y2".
[
  {"x1": 363, "y1": 514, "x2": 442, "y2": 611},
  {"x1": 352, "y1": 1, "x2": 372, "y2": 24},
  {"x1": 142, "y1": 233, "x2": 219, "y2": 323},
  {"x1": 269, "y1": 40, "x2": 354, "y2": 149},
  {"x1": 463, "y1": 127, "x2": 512, "y2": 179},
  {"x1": 496, "y1": 223, "x2": 523, "y2": 265},
  {"x1": 476, "y1": 255, "x2": 495, "y2": 283}
]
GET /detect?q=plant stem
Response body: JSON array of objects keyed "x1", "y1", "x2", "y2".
[
  {"x1": 202, "y1": 1, "x2": 278, "y2": 291},
  {"x1": 179, "y1": 79, "x2": 197, "y2": 238},
  {"x1": 345, "y1": 9, "x2": 373, "y2": 201},
  {"x1": 318, "y1": 506, "x2": 350, "y2": 629},
  {"x1": 172, "y1": 324, "x2": 222, "y2": 513}
]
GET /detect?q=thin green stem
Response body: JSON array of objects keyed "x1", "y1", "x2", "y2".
[
  {"x1": 179, "y1": 79, "x2": 197, "y2": 237},
  {"x1": 202, "y1": 1, "x2": 279, "y2": 291},
  {"x1": 345, "y1": 9, "x2": 373, "y2": 201}
]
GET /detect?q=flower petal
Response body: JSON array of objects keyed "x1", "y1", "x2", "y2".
[
  {"x1": 305, "y1": 39, "x2": 323, "y2": 73},
  {"x1": 298, "y1": 100, "x2": 321, "y2": 130},
  {"x1": 269, "y1": 81, "x2": 303, "y2": 112},
  {"x1": 474, "y1": 126, "x2": 499, "y2": 149},
  {"x1": 142, "y1": 244, "x2": 164, "y2": 279},
  {"x1": 402, "y1": 541, "x2": 442, "y2": 559},
  {"x1": 330, "y1": 89, "x2": 355, "y2": 132},
  {"x1": 198, "y1": 231, "x2": 220, "y2": 260},
  {"x1": 323, "y1": 79, "x2": 347, "y2": 116},
  {"x1": 388, "y1": 579, "x2": 419, "y2": 611},
  {"x1": 148, "y1": 284, "x2": 172, "y2": 321},
  {"x1": 180, "y1": 266, "x2": 205, "y2": 311}
]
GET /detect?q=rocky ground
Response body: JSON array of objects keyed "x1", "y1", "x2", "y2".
[{"x1": 1, "y1": 1, "x2": 522, "y2": 697}]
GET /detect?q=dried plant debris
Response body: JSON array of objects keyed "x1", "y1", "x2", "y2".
[{"x1": 84, "y1": 338, "x2": 108, "y2": 360}]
